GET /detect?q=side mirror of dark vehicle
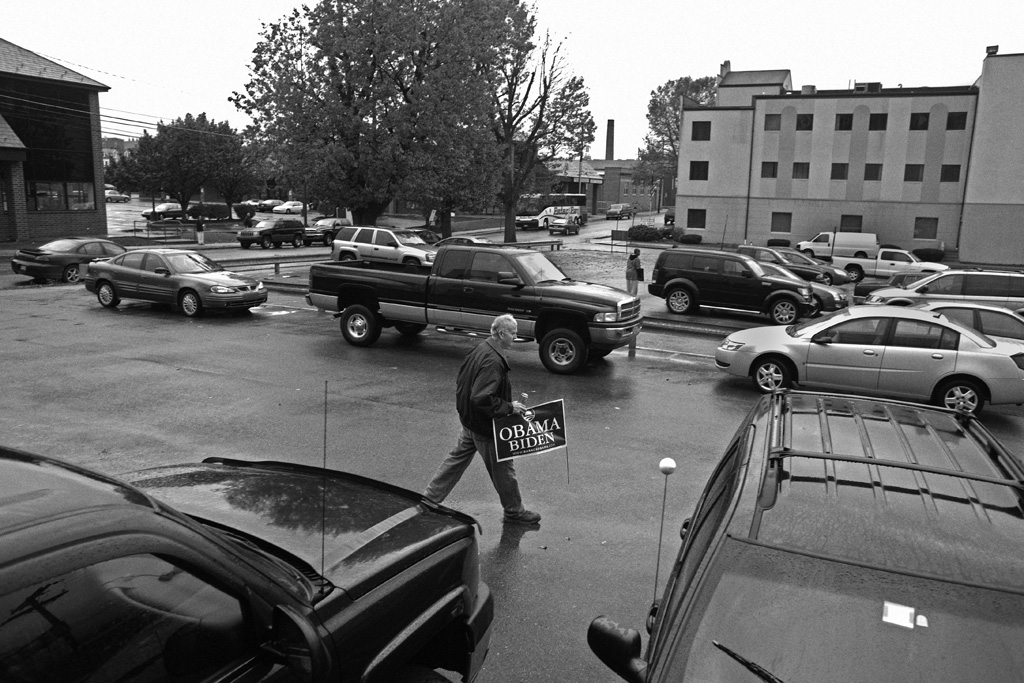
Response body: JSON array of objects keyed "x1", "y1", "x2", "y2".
[
  {"x1": 741, "y1": 270, "x2": 753, "y2": 278},
  {"x1": 498, "y1": 272, "x2": 523, "y2": 286},
  {"x1": 260, "y1": 604, "x2": 331, "y2": 683},
  {"x1": 587, "y1": 617, "x2": 646, "y2": 683},
  {"x1": 155, "y1": 267, "x2": 170, "y2": 276}
]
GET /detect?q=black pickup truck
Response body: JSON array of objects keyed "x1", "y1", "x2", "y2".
[{"x1": 306, "y1": 245, "x2": 642, "y2": 374}]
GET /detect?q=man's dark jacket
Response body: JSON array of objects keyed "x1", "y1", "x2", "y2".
[{"x1": 457, "y1": 338, "x2": 515, "y2": 436}]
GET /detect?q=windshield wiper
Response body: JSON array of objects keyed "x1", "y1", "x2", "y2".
[{"x1": 712, "y1": 640, "x2": 786, "y2": 683}]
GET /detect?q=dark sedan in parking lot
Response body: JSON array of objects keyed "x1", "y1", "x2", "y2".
[
  {"x1": 10, "y1": 237, "x2": 127, "y2": 283},
  {"x1": 84, "y1": 248, "x2": 267, "y2": 316},
  {"x1": 140, "y1": 202, "x2": 186, "y2": 220}
]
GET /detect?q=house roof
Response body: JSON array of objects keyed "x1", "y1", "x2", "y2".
[
  {"x1": 0, "y1": 37, "x2": 108, "y2": 90},
  {"x1": 720, "y1": 69, "x2": 791, "y2": 87},
  {"x1": 0, "y1": 113, "x2": 25, "y2": 149}
]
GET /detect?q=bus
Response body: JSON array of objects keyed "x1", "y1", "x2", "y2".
[{"x1": 514, "y1": 193, "x2": 589, "y2": 231}]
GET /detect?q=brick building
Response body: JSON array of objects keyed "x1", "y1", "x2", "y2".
[{"x1": 0, "y1": 37, "x2": 109, "y2": 243}]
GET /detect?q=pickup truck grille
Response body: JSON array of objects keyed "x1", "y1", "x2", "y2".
[{"x1": 619, "y1": 298, "x2": 642, "y2": 320}]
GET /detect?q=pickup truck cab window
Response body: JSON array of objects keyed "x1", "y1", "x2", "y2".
[
  {"x1": 436, "y1": 249, "x2": 471, "y2": 278},
  {"x1": 468, "y1": 252, "x2": 513, "y2": 281}
]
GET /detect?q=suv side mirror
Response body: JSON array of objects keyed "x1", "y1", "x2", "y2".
[
  {"x1": 587, "y1": 617, "x2": 646, "y2": 683},
  {"x1": 261, "y1": 605, "x2": 331, "y2": 682},
  {"x1": 498, "y1": 272, "x2": 523, "y2": 286}
]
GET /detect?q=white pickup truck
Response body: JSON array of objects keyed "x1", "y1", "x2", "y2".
[{"x1": 828, "y1": 248, "x2": 948, "y2": 283}]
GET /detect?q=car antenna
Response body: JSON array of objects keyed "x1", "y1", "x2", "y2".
[
  {"x1": 652, "y1": 458, "x2": 676, "y2": 607},
  {"x1": 321, "y1": 380, "x2": 328, "y2": 585}
]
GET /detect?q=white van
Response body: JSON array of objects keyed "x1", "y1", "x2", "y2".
[{"x1": 796, "y1": 232, "x2": 879, "y2": 259}]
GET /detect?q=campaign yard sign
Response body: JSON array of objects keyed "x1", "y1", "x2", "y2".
[{"x1": 493, "y1": 399, "x2": 566, "y2": 462}]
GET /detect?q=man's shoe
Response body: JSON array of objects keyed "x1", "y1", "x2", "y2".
[{"x1": 503, "y1": 509, "x2": 541, "y2": 525}]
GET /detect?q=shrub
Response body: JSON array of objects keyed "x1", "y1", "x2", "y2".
[
  {"x1": 766, "y1": 238, "x2": 791, "y2": 247},
  {"x1": 233, "y1": 204, "x2": 257, "y2": 220},
  {"x1": 187, "y1": 203, "x2": 230, "y2": 220},
  {"x1": 912, "y1": 247, "x2": 945, "y2": 263},
  {"x1": 627, "y1": 225, "x2": 662, "y2": 242},
  {"x1": 679, "y1": 233, "x2": 703, "y2": 244}
]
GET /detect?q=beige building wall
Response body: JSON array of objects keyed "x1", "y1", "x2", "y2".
[{"x1": 961, "y1": 53, "x2": 1024, "y2": 265}]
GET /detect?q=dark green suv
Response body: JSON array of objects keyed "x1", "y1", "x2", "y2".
[
  {"x1": 589, "y1": 391, "x2": 1024, "y2": 682},
  {"x1": 647, "y1": 247, "x2": 813, "y2": 324},
  {"x1": 237, "y1": 217, "x2": 305, "y2": 249}
]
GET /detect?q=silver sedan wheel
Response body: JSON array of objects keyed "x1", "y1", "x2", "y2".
[{"x1": 751, "y1": 358, "x2": 793, "y2": 393}]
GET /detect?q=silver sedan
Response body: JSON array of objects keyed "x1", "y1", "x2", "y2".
[{"x1": 715, "y1": 305, "x2": 1024, "y2": 413}]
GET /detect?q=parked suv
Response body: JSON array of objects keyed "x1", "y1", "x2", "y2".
[
  {"x1": 647, "y1": 248, "x2": 814, "y2": 324},
  {"x1": 237, "y1": 217, "x2": 305, "y2": 249},
  {"x1": 0, "y1": 446, "x2": 493, "y2": 683},
  {"x1": 589, "y1": 390, "x2": 1024, "y2": 683},
  {"x1": 864, "y1": 268, "x2": 1024, "y2": 313},
  {"x1": 332, "y1": 226, "x2": 437, "y2": 265}
]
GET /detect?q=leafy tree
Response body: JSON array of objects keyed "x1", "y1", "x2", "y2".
[
  {"x1": 103, "y1": 153, "x2": 141, "y2": 194},
  {"x1": 133, "y1": 113, "x2": 239, "y2": 216},
  {"x1": 233, "y1": 0, "x2": 511, "y2": 227},
  {"x1": 542, "y1": 75, "x2": 596, "y2": 193},
  {"x1": 491, "y1": 5, "x2": 569, "y2": 242},
  {"x1": 634, "y1": 76, "x2": 717, "y2": 190},
  {"x1": 208, "y1": 137, "x2": 264, "y2": 218}
]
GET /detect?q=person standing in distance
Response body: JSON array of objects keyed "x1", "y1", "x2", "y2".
[
  {"x1": 423, "y1": 314, "x2": 542, "y2": 525},
  {"x1": 625, "y1": 248, "x2": 642, "y2": 296}
]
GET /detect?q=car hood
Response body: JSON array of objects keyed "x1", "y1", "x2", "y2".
[
  {"x1": 537, "y1": 280, "x2": 639, "y2": 310},
  {"x1": 123, "y1": 461, "x2": 476, "y2": 598},
  {"x1": 179, "y1": 271, "x2": 261, "y2": 286},
  {"x1": 866, "y1": 286, "x2": 913, "y2": 299}
]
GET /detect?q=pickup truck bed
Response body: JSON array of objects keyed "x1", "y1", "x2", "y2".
[
  {"x1": 306, "y1": 246, "x2": 642, "y2": 374},
  {"x1": 827, "y1": 248, "x2": 947, "y2": 282}
]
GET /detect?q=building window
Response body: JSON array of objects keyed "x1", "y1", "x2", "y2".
[
  {"x1": 831, "y1": 163, "x2": 848, "y2": 180},
  {"x1": 792, "y1": 162, "x2": 810, "y2": 180},
  {"x1": 840, "y1": 215, "x2": 863, "y2": 231},
  {"x1": 687, "y1": 209, "x2": 706, "y2": 229},
  {"x1": 689, "y1": 161, "x2": 709, "y2": 181},
  {"x1": 864, "y1": 163, "x2": 883, "y2": 181},
  {"x1": 761, "y1": 162, "x2": 778, "y2": 179},
  {"x1": 835, "y1": 113, "x2": 853, "y2": 131},
  {"x1": 909, "y1": 113, "x2": 930, "y2": 130},
  {"x1": 771, "y1": 212, "x2": 792, "y2": 233},
  {"x1": 691, "y1": 121, "x2": 711, "y2": 141},
  {"x1": 940, "y1": 164, "x2": 961, "y2": 182},
  {"x1": 764, "y1": 114, "x2": 781, "y2": 131},
  {"x1": 914, "y1": 217, "x2": 938, "y2": 239},
  {"x1": 904, "y1": 164, "x2": 924, "y2": 182},
  {"x1": 947, "y1": 111, "x2": 968, "y2": 130},
  {"x1": 795, "y1": 114, "x2": 814, "y2": 131},
  {"x1": 869, "y1": 113, "x2": 888, "y2": 130}
]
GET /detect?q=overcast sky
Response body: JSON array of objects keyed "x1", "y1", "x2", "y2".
[{"x1": 5, "y1": 0, "x2": 1021, "y2": 158}]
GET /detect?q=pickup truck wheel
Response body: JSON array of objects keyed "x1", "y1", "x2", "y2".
[
  {"x1": 769, "y1": 299, "x2": 799, "y2": 325},
  {"x1": 394, "y1": 322, "x2": 426, "y2": 336},
  {"x1": 845, "y1": 264, "x2": 864, "y2": 282},
  {"x1": 539, "y1": 329, "x2": 588, "y2": 374},
  {"x1": 340, "y1": 305, "x2": 381, "y2": 346},
  {"x1": 801, "y1": 249, "x2": 815, "y2": 258},
  {"x1": 666, "y1": 287, "x2": 696, "y2": 314},
  {"x1": 261, "y1": 235, "x2": 272, "y2": 249}
]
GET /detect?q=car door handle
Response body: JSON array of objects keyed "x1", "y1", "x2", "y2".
[
  {"x1": 932, "y1": 353, "x2": 944, "y2": 359},
  {"x1": 463, "y1": 287, "x2": 475, "y2": 293},
  {"x1": 863, "y1": 349, "x2": 876, "y2": 356}
]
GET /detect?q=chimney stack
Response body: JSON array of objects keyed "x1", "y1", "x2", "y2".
[{"x1": 605, "y1": 120, "x2": 614, "y2": 160}]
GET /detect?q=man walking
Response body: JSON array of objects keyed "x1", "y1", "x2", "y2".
[{"x1": 423, "y1": 314, "x2": 542, "y2": 525}]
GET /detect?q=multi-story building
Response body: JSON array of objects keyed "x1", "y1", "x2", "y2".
[
  {"x1": 676, "y1": 51, "x2": 1024, "y2": 265},
  {"x1": 0, "y1": 37, "x2": 109, "y2": 242}
]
